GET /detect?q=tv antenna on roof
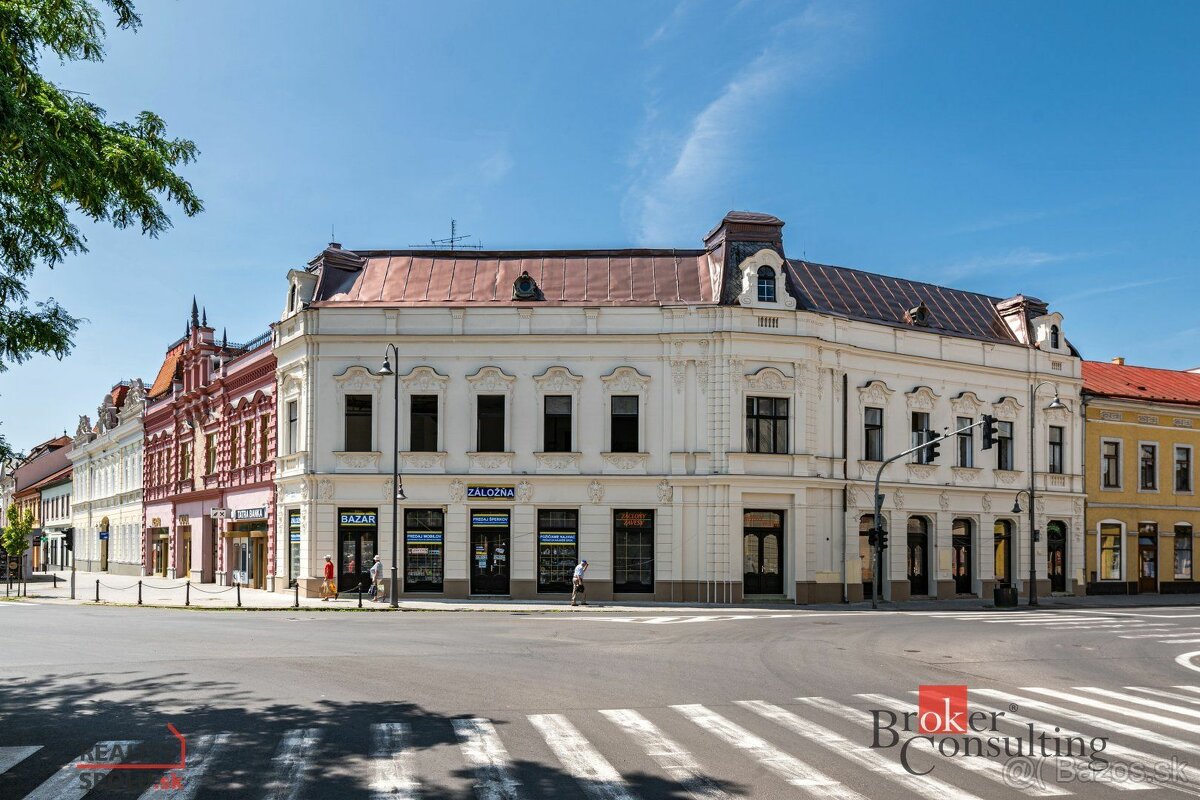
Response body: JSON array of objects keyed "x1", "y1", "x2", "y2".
[{"x1": 410, "y1": 219, "x2": 483, "y2": 251}]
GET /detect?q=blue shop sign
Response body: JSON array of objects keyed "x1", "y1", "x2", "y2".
[
  {"x1": 538, "y1": 532, "x2": 575, "y2": 546},
  {"x1": 471, "y1": 513, "x2": 510, "y2": 527},
  {"x1": 406, "y1": 532, "x2": 444, "y2": 543},
  {"x1": 467, "y1": 486, "x2": 515, "y2": 499},
  {"x1": 339, "y1": 512, "x2": 378, "y2": 527},
  {"x1": 98, "y1": 532, "x2": 109, "y2": 540},
  {"x1": 289, "y1": 532, "x2": 301, "y2": 542}
]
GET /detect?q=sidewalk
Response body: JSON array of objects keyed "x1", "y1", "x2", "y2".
[{"x1": 8, "y1": 570, "x2": 1200, "y2": 612}]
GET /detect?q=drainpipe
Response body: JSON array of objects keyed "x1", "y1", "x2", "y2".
[
  {"x1": 1079, "y1": 392, "x2": 1089, "y2": 595},
  {"x1": 841, "y1": 371, "x2": 849, "y2": 603}
]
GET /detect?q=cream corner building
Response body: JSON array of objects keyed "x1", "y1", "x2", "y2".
[{"x1": 272, "y1": 212, "x2": 1084, "y2": 603}]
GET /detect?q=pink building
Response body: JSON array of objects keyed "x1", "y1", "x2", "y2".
[{"x1": 142, "y1": 302, "x2": 278, "y2": 587}]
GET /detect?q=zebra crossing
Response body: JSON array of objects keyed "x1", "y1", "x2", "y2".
[
  {"x1": 3, "y1": 684, "x2": 1200, "y2": 798},
  {"x1": 922, "y1": 610, "x2": 1200, "y2": 647}
]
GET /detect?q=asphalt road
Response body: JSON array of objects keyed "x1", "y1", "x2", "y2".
[{"x1": 2, "y1": 602, "x2": 1200, "y2": 798}]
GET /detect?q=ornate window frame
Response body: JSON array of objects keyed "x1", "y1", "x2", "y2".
[
  {"x1": 466, "y1": 366, "x2": 516, "y2": 470},
  {"x1": 399, "y1": 366, "x2": 449, "y2": 471},
  {"x1": 601, "y1": 366, "x2": 651, "y2": 473},
  {"x1": 332, "y1": 366, "x2": 383, "y2": 472},
  {"x1": 736, "y1": 248, "x2": 796, "y2": 310},
  {"x1": 533, "y1": 366, "x2": 583, "y2": 461},
  {"x1": 741, "y1": 367, "x2": 795, "y2": 455}
]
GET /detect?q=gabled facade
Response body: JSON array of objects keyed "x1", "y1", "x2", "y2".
[
  {"x1": 273, "y1": 211, "x2": 1084, "y2": 602},
  {"x1": 69, "y1": 380, "x2": 147, "y2": 575},
  {"x1": 142, "y1": 302, "x2": 277, "y2": 587},
  {"x1": 1082, "y1": 358, "x2": 1200, "y2": 594}
]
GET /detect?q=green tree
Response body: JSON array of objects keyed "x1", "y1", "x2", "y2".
[
  {"x1": 0, "y1": 0, "x2": 202, "y2": 458},
  {"x1": 3, "y1": 504, "x2": 34, "y2": 590}
]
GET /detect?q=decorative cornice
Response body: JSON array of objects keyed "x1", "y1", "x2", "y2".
[
  {"x1": 533, "y1": 366, "x2": 583, "y2": 394},
  {"x1": 601, "y1": 366, "x2": 651, "y2": 394},
  {"x1": 743, "y1": 367, "x2": 793, "y2": 393},
  {"x1": 905, "y1": 385, "x2": 940, "y2": 412},
  {"x1": 466, "y1": 366, "x2": 516, "y2": 394},
  {"x1": 400, "y1": 366, "x2": 449, "y2": 392},
  {"x1": 858, "y1": 380, "x2": 894, "y2": 407},
  {"x1": 333, "y1": 365, "x2": 383, "y2": 394}
]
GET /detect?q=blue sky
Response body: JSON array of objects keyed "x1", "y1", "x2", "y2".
[{"x1": 4, "y1": 0, "x2": 1198, "y2": 454}]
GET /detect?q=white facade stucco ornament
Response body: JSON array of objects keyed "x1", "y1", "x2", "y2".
[
  {"x1": 735, "y1": 248, "x2": 796, "y2": 309},
  {"x1": 671, "y1": 361, "x2": 687, "y2": 391},
  {"x1": 588, "y1": 480, "x2": 604, "y2": 504},
  {"x1": 743, "y1": 367, "x2": 793, "y2": 393},
  {"x1": 449, "y1": 479, "x2": 466, "y2": 503},
  {"x1": 601, "y1": 366, "x2": 651, "y2": 395},
  {"x1": 893, "y1": 489, "x2": 905, "y2": 510},
  {"x1": 317, "y1": 480, "x2": 333, "y2": 501},
  {"x1": 516, "y1": 480, "x2": 533, "y2": 503},
  {"x1": 858, "y1": 380, "x2": 894, "y2": 407},
  {"x1": 467, "y1": 366, "x2": 516, "y2": 393},
  {"x1": 533, "y1": 366, "x2": 583, "y2": 394},
  {"x1": 982, "y1": 493, "x2": 993, "y2": 512},
  {"x1": 905, "y1": 386, "x2": 940, "y2": 412},
  {"x1": 657, "y1": 479, "x2": 673, "y2": 504},
  {"x1": 333, "y1": 365, "x2": 382, "y2": 394},
  {"x1": 400, "y1": 366, "x2": 449, "y2": 392},
  {"x1": 950, "y1": 391, "x2": 984, "y2": 417},
  {"x1": 939, "y1": 491, "x2": 950, "y2": 511}
]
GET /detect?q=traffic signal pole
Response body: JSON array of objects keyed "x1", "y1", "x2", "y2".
[{"x1": 870, "y1": 418, "x2": 987, "y2": 609}]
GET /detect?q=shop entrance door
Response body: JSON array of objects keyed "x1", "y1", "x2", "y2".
[
  {"x1": 1138, "y1": 534, "x2": 1158, "y2": 593},
  {"x1": 952, "y1": 520, "x2": 973, "y2": 595},
  {"x1": 859, "y1": 531, "x2": 874, "y2": 600},
  {"x1": 339, "y1": 531, "x2": 377, "y2": 594},
  {"x1": 253, "y1": 539, "x2": 266, "y2": 589},
  {"x1": 470, "y1": 511, "x2": 510, "y2": 595},
  {"x1": 743, "y1": 511, "x2": 784, "y2": 595},
  {"x1": 99, "y1": 537, "x2": 109, "y2": 571},
  {"x1": 180, "y1": 532, "x2": 191, "y2": 580},
  {"x1": 1047, "y1": 522, "x2": 1067, "y2": 593}
]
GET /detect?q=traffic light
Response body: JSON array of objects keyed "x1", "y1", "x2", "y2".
[
  {"x1": 981, "y1": 414, "x2": 998, "y2": 450},
  {"x1": 867, "y1": 529, "x2": 878, "y2": 547},
  {"x1": 877, "y1": 529, "x2": 889, "y2": 550},
  {"x1": 922, "y1": 430, "x2": 941, "y2": 463}
]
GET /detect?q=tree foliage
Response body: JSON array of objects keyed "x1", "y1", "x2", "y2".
[
  {"x1": 3, "y1": 504, "x2": 34, "y2": 580},
  {"x1": 0, "y1": 0, "x2": 202, "y2": 458}
]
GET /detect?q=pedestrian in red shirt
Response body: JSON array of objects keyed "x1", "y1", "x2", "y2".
[{"x1": 320, "y1": 555, "x2": 338, "y2": 601}]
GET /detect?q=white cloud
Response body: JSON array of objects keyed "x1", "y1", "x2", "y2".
[
  {"x1": 1056, "y1": 277, "x2": 1176, "y2": 304},
  {"x1": 478, "y1": 146, "x2": 513, "y2": 184},
  {"x1": 624, "y1": 2, "x2": 869, "y2": 245},
  {"x1": 936, "y1": 247, "x2": 1095, "y2": 282}
]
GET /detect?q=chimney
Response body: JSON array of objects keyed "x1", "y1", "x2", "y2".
[{"x1": 1112, "y1": 356, "x2": 1126, "y2": 366}]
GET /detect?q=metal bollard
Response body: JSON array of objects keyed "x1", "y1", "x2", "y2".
[
  {"x1": 95, "y1": 579, "x2": 100, "y2": 602},
  {"x1": 185, "y1": 582, "x2": 190, "y2": 607},
  {"x1": 358, "y1": 583, "x2": 363, "y2": 609},
  {"x1": 294, "y1": 583, "x2": 299, "y2": 608},
  {"x1": 137, "y1": 580, "x2": 142, "y2": 605},
  {"x1": 236, "y1": 583, "x2": 241, "y2": 608},
  {"x1": 70, "y1": 569, "x2": 75, "y2": 600},
  {"x1": 52, "y1": 573, "x2": 57, "y2": 589}
]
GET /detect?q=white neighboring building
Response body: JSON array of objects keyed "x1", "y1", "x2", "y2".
[
  {"x1": 272, "y1": 212, "x2": 1085, "y2": 603},
  {"x1": 69, "y1": 380, "x2": 146, "y2": 576}
]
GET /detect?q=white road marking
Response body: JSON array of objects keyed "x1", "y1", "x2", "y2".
[
  {"x1": 370, "y1": 722, "x2": 419, "y2": 800},
  {"x1": 1123, "y1": 686, "x2": 1200, "y2": 706},
  {"x1": 1071, "y1": 687, "x2": 1200, "y2": 720},
  {"x1": 742, "y1": 699, "x2": 981, "y2": 800},
  {"x1": 976, "y1": 688, "x2": 1200, "y2": 756},
  {"x1": 1021, "y1": 687, "x2": 1200, "y2": 735},
  {"x1": 23, "y1": 740, "x2": 139, "y2": 800},
  {"x1": 1177, "y1": 651, "x2": 1200, "y2": 673},
  {"x1": 600, "y1": 708, "x2": 734, "y2": 800},
  {"x1": 528, "y1": 714, "x2": 637, "y2": 800},
  {"x1": 843, "y1": 694, "x2": 1066, "y2": 797},
  {"x1": 1151, "y1": 638, "x2": 1200, "y2": 644},
  {"x1": 453, "y1": 718, "x2": 524, "y2": 800},
  {"x1": 137, "y1": 733, "x2": 230, "y2": 800},
  {"x1": 673, "y1": 703, "x2": 866, "y2": 799},
  {"x1": 262, "y1": 728, "x2": 322, "y2": 800},
  {"x1": 0, "y1": 746, "x2": 40, "y2": 775},
  {"x1": 1119, "y1": 630, "x2": 1200, "y2": 638}
]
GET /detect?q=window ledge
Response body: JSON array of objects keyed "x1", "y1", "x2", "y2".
[
  {"x1": 534, "y1": 452, "x2": 581, "y2": 474},
  {"x1": 333, "y1": 451, "x2": 382, "y2": 473},
  {"x1": 467, "y1": 452, "x2": 515, "y2": 473},
  {"x1": 601, "y1": 452, "x2": 650, "y2": 474},
  {"x1": 994, "y1": 469, "x2": 1022, "y2": 486},
  {"x1": 399, "y1": 451, "x2": 447, "y2": 472}
]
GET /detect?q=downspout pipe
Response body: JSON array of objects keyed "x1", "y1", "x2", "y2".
[{"x1": 841, "y1": 371, "x2": 849, "y2": 603}]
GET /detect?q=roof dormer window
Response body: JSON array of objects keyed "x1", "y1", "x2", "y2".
[
  {"x1": 1050, "y1": 325, "x2": 1060, "y2": 349},
  {"x1": 757, "y1": 266, "x2": 776, "y2": 303}
]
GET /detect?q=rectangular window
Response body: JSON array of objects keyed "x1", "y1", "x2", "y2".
[
  {"x1": 410, "y1": 395, "x2": 438, "y2": 452},
  {"x1": 205, "y1": 433, "x2": 217, "y2": 474},
  {"x1": 613, "y1": 510, "x2": 654, "y2": 593},
  {"x1": 911, "y1": 412, "x2": 931, "y2": 464},
  {"x1": 405, "y1": 508, "x2": 444, "y2": 592},
  {"x1": 611, "y1": 396, "x2": 639, "y2": 453},
  {"x1": 243, "y1": 420, "x2": 254, "y2": 466},
  {"x1": 1177, "y1": 447, "x2": 1193, "y2": 493},
  {"x1": 746, "y1": 396, "x2": 789, "y2": 454},
  {"x1": 286, "y1": 401, "x2": 299, "y2": 455},
  {"x1": 344, "y1": 394, "x2": 373, "y2": 452},
  {"x1": 179, "y1": 442, "x2": 192, "y2": 480},
  {"x1": 1140, "y1": 444, "x2": 1158, "y2": 490},
  {"x1": 864, "y1": 407, "x2": 884, "y2": 461},
  {"x1": 537, "y1": 509, "x2": 578, "y2": 593},
  {"x1": 476, "y1": 395, "x2": 505, "y2": 452},
  {"x1": 1100, "y1": 523, "x2": 1122, "y2": 580},
  {"x1": 230, "y1": 427, "x2": 240, "y2": 469},
  {"x1": 1175, "y1": 525, "x2": 1194, "y2": 581},
  {"x1": 1048, "y1": 426, "x2": 1064, "y2": 475},
  {"x1": 1102, "y1": 441, "x2": 1121, "y2": 488},
  {"x1": 997, "y1": 421, "x2": 1014, "y2": 471},
  {"x1": 543, "y1": 395, "x2": 572, "y2": 452},
  {"x1": 288, "y1": 509, "x2": 301, "y2": 588},
  {"x1": 956, "y1": 416, "x2": 974, "y2": 468},
  {"x1": 260, "y1": 418, "x2": 270, "y2": 462}
]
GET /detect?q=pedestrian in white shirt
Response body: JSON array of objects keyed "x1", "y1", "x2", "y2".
[{"x1": 571, "y1": 560, "x2": 588, "y2": 606}]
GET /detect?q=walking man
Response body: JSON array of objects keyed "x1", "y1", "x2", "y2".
[
  {"x1": 571, "y1": 559, "x2": 588, "y2": 606},
  {"x1": 369, "y1": 554, "x2": 384, "y2": 602},
  {"x1": 320, "y1": 554, "x2": 338, "y2": 601}
]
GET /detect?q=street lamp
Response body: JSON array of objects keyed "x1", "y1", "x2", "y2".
[
  {"x1": 1016, "y1": 383, "x2": 1067, "y2": 607},
  {"x1": 378, "y1": 346, "x2": 404, "y2": 607}
]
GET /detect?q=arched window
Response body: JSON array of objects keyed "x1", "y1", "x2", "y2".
[
  {"x1": 757, "y1": 266, "x2": 776, "y2": 303},
  {"x1": 1049, "y1": 325, "x2": 1060, "y2": 349},
  {"x1": 288, "y1": 284, "x2": 297, "y2": 313},
  {"x1": 994, "y1": 520, "x2": 1013, "y2": 584}
]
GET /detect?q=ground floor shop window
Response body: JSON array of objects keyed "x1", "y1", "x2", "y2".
[
  {"x1": 338, "y1": 508, "x2": 378, "y2": 593},
  {"x1": 993, "y1": 520, "x2": 1013, "y2": 585},
  {"x1": 1099, "y1": 523, "x2": 1122, "y2": 580},
  {"x1": 1175, "y1": 525, "x2": 1193, "y2": 581},
  {"x1": 613, "y1": 510, "x2": 654, "y2": 593},
  {"x1": 405, "y1": 508, "x2": 444, "y2": 592},
  {"x1": 287, "y1": 510, "x2": 301, "y2": 588},
  {"x1": 228, "y1": 523, "x2": 267, "y2": 589},
  {"x1": 150, "y1": 529, "x2": 169, "y2": 576},
  {"x1": 537, "y1": 509, "x2": 578, "y2": 593}
]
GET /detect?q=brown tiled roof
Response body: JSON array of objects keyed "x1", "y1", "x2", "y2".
[
  {"x1": 785, "y1": 260, "x2": 1016, "y2": 344},
  {"x1": 26, "y1": 464, "x2": 71, "y2": 492},
  {"x1": 1083, "y1": 360, "x2": 1200, "y2": 406},
  {"x1": 312, "y1": 249, "x2": 715, "y2": 307},
  {"x1": 149, "y1": 342, "x2": 186, "y2": 399}
]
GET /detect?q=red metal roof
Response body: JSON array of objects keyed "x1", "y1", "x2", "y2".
[{"x1": 1082, "y1": 360, "x2": 1200, "y2": 406}]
